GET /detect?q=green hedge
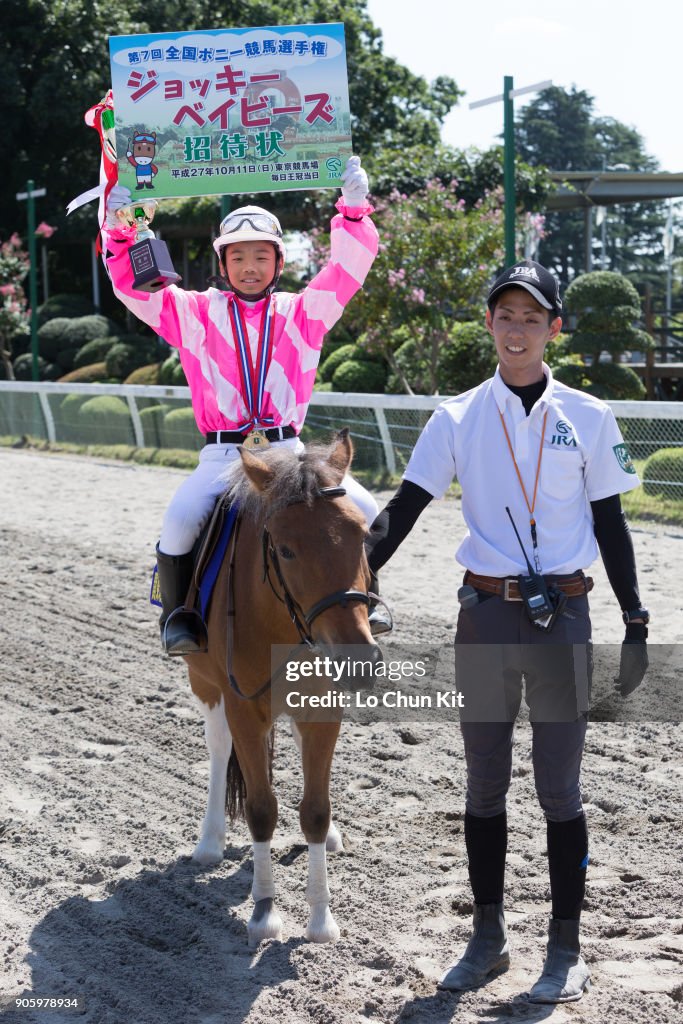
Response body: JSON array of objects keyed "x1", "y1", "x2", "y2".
[
  {"x1": 139, "y1": 404, "x2": 172, "y2": 447},
  {"x1": 162, "y1": 407, "x2": 201, "y2": 450},
  {"x1": 58, "y1": 361, "x2": 109, "y2": 383},
  {"x1": 77, "y1": 395, "x2": 134, "y2": 445},
  {"x1": 332, "y1": 358, "x2": 387, "y2": 392},
  {"x1": 642, "y1": 448, "x2": 683, "y2": 499}
]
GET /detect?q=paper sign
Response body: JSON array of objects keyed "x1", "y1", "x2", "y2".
[{"x1": 108, "y1": 22, "x2": 352, "y2": 198}]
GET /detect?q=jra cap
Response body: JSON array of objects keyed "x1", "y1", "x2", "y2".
[{"x1": 487, "y1": 259, "x2": 562, "y2": 317}]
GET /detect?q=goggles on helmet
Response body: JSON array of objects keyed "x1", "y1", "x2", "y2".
[{"x1": 218, "y1": 212, "x2": 283, "y2": 238}]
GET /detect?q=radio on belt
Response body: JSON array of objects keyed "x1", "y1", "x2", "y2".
[{"x1": 505, "y1": 506, "x2": 566, "y2": 631}]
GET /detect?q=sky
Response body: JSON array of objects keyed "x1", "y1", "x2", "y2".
[{"x1": 364, "y1": 0, "x2": 682, "y2": 173}]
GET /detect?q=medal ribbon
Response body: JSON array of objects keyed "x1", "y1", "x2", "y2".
[
  {"x1": 228, "y1": 295, "x2": 276, "y2": 433},
  {"x1": 499, "y1": 408, "x2": 548, "y2": 572}
]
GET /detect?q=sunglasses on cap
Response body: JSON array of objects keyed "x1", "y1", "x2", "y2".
[{"x1": 219, "y1": 212, "x2": 282, "y2": 237}]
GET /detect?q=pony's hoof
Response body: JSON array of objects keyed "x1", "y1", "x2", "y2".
[
  {"x1": 247, "y1": 898, "x2": 283, "y2": 947},
  {"x1": 325, "y1": 822, "x2": 344, "y2": 853},
  {"x1": 305, "y1": 904, "x2": 340, "y2": 943},
  {"x1": 192, "y1": 835, "x2": 225, "y2": 865}
]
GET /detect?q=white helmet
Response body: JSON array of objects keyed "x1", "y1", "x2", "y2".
[{"x1": 212, "y1": 205, "x2": 286, "y2": 262}]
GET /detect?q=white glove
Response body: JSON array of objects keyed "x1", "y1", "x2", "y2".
[
  {"x1": 105, "y1": 184, "x2": 133, "y2": 227},
  {"x1": 341, "y1": 156, "x2": 369, "y2": 208}
]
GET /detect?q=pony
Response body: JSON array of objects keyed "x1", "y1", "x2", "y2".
[{"x1": 185, "y1": 431, "x2": 381, "y2": 945}]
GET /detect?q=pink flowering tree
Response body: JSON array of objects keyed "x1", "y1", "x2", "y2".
[
  {"x1": 0, "y1": 234, "x2": 30, "y2": 380},
  {"x1": 334, "y1": 180, "x2": 505, "y2": 394}
]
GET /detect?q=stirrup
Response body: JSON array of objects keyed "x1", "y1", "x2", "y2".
[
  {"x1": 368, "y1": 592, "x2": 393, "y2": 636},
  {"x1": 162, "y1": 607, "x2": 208, "y2": 656}
]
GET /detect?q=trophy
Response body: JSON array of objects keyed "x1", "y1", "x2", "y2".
[{"x1": 115, "y1": 200, "x2": 181, "y2": 292}]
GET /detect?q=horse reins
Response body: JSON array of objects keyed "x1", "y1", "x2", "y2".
[{"x1": 226, "y1": 486, "x2": 372, "y2": 701}]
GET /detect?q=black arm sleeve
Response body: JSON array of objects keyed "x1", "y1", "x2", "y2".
[
  {"x1": 591, "y1": 494, "x2": 641, "y2": 611},
  {"x1": 365, "y1": 480, "x2": 434, "y2": 574}
]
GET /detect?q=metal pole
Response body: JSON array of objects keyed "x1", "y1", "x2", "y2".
[
  {"x1": 584, "y1": 206, "x2": 593, "y2": 272},
  {"x1": 26, "y1": 180, "x2": 40, "y2": 382},
  {"x1": 503, "y1": 77, "x2": 515, "y2": 265}
]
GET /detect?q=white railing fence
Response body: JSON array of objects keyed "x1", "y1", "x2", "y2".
[{"x1": 1, "y1": 381, "x2": 681, "y2": 502}]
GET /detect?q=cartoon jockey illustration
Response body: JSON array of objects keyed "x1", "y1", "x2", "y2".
[{"x1": 126, "y1": 131, "x2": 158, "y2": 190}]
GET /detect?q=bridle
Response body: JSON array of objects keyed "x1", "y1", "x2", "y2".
[{"x1": 226, "y1": 486, "x2": 372, "y2": 701}]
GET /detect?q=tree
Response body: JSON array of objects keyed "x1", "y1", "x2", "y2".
[
  {"x1": 319, "y1": 179, "x2": 504, "y2": 394},
  {"x1": 556, "y1": 270, "x2": 652, "y2": 400},
  {"x1": 515, "y1": 85, "x2": 670, "y2": 296}
]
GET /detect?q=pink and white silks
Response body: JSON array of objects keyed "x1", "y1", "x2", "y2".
[{"x1": 102, "y1": 199, "x2": 380, "y2": 554}]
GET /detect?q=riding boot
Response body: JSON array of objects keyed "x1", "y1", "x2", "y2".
[
  {"x1": 528, "y1": 917, "x2": 591, "y2": 1003},
  {"x1": 368, "y1": 571, "x2": 393, "y2": 636},
  {"x1": 438, "y1": 902, "x2": 510, "y2": 991},
  {"x1": 155, "y1": 544, "x2": 208, "y2": 656}
]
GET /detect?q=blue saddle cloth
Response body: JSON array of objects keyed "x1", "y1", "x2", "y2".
[{"x1": 197, "y1": 502, "x2": 239, "y2": 618}]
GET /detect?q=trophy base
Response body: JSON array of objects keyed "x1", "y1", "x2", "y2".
[{"x1": 130, "y1": 238, "x2": 181, "y2": 292}]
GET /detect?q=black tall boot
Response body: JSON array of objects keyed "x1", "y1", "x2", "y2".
[
  {"x1": 155, "y1": 544, "x2": 208, "y2": 656},
  {"x1": 368, "y1": 571, "x2": 393, "y2": 636}
]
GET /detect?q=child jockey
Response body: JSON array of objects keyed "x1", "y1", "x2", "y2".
[{"x1": 102, "y1": 157, "x2": 390, "y2": 654}]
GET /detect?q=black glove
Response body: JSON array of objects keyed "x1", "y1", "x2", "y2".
[{"x1": 614, "y1": 622, "x2": 648, "y2": 696}]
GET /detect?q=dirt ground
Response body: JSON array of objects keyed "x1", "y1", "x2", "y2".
[{"x1": 1, "y1": 447, "x2": 682, "y2": 1024}]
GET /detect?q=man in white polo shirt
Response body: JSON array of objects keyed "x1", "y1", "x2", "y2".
[{"x1": 365, "y1": 259, "x2": 649, "y2": 1003}]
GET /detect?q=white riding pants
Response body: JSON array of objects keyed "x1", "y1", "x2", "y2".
[{"x1": 159, "y1": 440, "x2": 379, "y2": 556}]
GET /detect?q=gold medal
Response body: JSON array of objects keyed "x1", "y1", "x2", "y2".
[{"x1": 242, "y1": 430, "x2": 270, "y2": 450}]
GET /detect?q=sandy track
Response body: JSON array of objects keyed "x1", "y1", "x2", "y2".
[{"x1": 0, "y1": 449, "x2": 682, "y2": 1024}]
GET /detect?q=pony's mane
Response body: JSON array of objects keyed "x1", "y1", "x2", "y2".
[{"x1": 225, "y1": 442, "x2": 342, "y2": 522}]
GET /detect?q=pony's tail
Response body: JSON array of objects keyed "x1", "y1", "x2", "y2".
[{"x1": 226, "y1": 726, "x2": 275, "y2": 821}]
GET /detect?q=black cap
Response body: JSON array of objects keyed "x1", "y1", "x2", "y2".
[{"x1": 487, "y1": 259, "x2": 562, "y2": 317}]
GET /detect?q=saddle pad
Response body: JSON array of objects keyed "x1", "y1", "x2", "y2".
[{"x1": 149, "y1": 499, "x2": 239, "y2": 617}]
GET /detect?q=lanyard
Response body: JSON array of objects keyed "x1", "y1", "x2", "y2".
[
  {"x1": 228, "y1": 295, "x2": 275, "y2": 433},
  {"x1": 499, "y1": 408, "x2": 548, "y2": 573}
]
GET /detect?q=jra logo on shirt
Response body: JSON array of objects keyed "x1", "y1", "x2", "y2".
[
  {"x1": 550, "y1": 420, "x2": 577, "y2": 447},
  {"x1": 613, "y1": 443, "x2": 636, "y2": 474}
]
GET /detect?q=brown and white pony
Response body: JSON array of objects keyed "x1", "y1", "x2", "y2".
[{"x1": 185, "y1": 432, "x2": 380, "y2": 945}]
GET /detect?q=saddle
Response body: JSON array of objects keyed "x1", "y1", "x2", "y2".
[{"x1": 150, "y1": 496, "x2": 239, "y2": 618}]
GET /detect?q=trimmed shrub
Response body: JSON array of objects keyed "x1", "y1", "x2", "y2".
[
  {"x1": 58, "y1": 361, "x2": 109, "y2": 383},
  {"x1": 74, "y1": 337, "x2": 119, "y2": 369},
  {"x1": 38, "y1": 315, "x2": 121, "y2": 363},
  {"x1": 13, "y1": 353, "x2": 47, "y2": 380},
  {"x1": 320, "y1": 343, "x2": 379, "y2": 383},
  {"x1": 58, "y1": 391, "x2": 96, "y2": 441},
  {"x1": 438, "y1": 322, "x2": 497, "y2": 395},
  {"x1": 313, "y1": 381, "x2": 333, "y2": 392},
  {"x1": 584, "y1": 363, "x2": 646, "y2": 401},
  {"x1": 642, "y1": 448, "x2": 683, "y2": 499},
  {"x1": 105, "y1": 342, "x2": 150, "y2": 380},
  {"x1": 124, "y1": 362, "x2": 162, "y2": 385},
  {"x1": 37, "y1": 293, "x2": 94, "y2": 326},
  {"x1": 159, "y1": 352, "x2": 188, "y2": 386},
  {"x1": 77, "y1": 395, "x2": 133, "y2": 445},
  {"x1": 162, "y1": 407, "x2": 201, "y2": 450},
  {"x1": 139, "y1": 403, "x2": 171, "y2": 446},
  {"x1": 332, "y1": 359, "x2": 387, "y2": 392}
]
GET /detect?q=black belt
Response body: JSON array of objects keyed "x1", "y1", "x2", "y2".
[{"x1": 204, "y1": 425, "x2": 297, "y2": 445}]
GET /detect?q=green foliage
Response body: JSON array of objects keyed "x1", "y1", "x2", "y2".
[
  {"x1": 313, "y1": 381, "x2": 333, "y2": 392},
  {"x1": 162, "y1": 407, "x2": 201, "y2": 450},
  {"x1": 335, "y1": 179, "x2": 504, "y2": 393},
  {"x1": 37, "y1": 314, "x2": 120, "y2": 362},
  {"x1": 139, "y1": 403, "x2": 171, "y2": 447},
  {"x1": 37, "y1": 293, "x2": 94, "y2": 326},
  {"x1": 642, "y1": 448, "x2": 683, "y2": 498},
  {"x1": 319, "y1": 342, "x2": 380, "y2": 382},
  {"x1": 73, "y1": 337, "x2": 118, "y2": 369},
  {"x1": 105, "y1": 336, "x2": 160, "y2": 380},
  {"x1": 565, "y1": 270, "x2": 641, "y2": 314},
  {"x1": 331, "y1": 359, "x2": 387, "y2": 393},
  {"x1": 369, "y1": 143, "x2": 552, "y2": 211},
  {"x1": 77, "y1": 395, "x2": 133, "y2": 444},
  {"x1": 124, "y1": 362, "x2": 162, "y2": 385},
  {"x1": 0, "y1": 233, "x2": 30, "y2": 378},
  {"x1": 12, "y1": 353, "x2": 46, "y2": 380},
  {"x1": 159, "y1": 351, "x2": 188, "y2": 387},
  {"x1": 585, "y1": 363, "x2": 646, "y2": 401},
  {"x1": 58, "y1": 361, "x2": 109, "y2": 383},
  {"x1": 438, "y1": 322, "x2": 498, "y2": 395}
]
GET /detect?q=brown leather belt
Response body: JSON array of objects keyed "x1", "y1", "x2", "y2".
[{"x1": 464, "y1": 571, "x2": 593, "y2": 601}]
